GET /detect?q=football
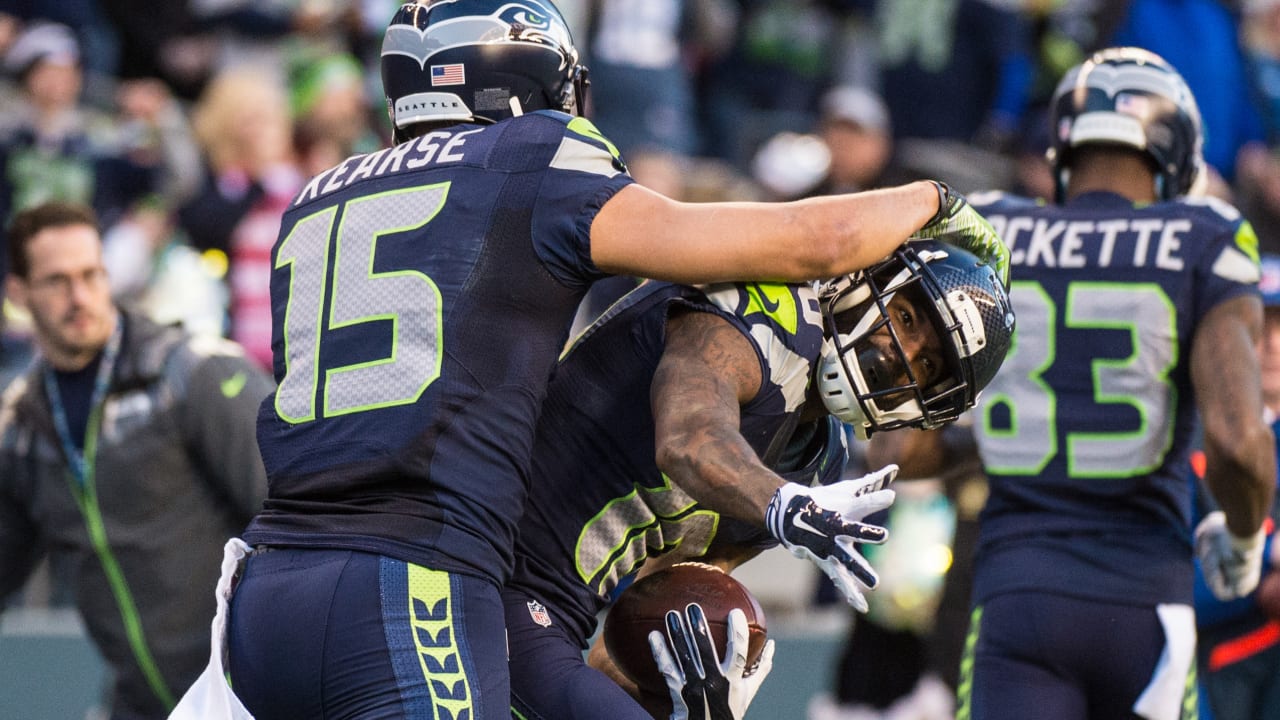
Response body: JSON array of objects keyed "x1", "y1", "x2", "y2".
[{"x1": 602, "y1": 561, "x2": 768, "y2": 697}]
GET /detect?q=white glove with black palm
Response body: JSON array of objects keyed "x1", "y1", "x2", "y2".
[
  {"x1": 764, "y1": 464, "x2": 898, "y2": 612},
  {"x1": 1195, "y1": 510, "x2": 1266, "y2": 601},
  {"x1": 648, "y1": 604, "x2": 776, "y2": 720}
]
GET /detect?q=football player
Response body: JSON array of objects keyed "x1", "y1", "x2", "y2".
[
  {"x1": 505, "y1": 240, "x2": 1013, "y2": 719},
  {"x1": 937, "y1": 47, "x2": 1274, "y2": 719},
  {"x1": 208, "y1": 2, "x2": 1011, "y2": 718}
]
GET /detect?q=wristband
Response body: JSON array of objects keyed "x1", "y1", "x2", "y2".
[{"x1": 927, "y1": 180, "x2": 951, "y2": 227}]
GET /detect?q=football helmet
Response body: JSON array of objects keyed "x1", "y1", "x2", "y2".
[
  {"x1": 1047, "y1": 46, "x2": 1203, "y2": 201},
  {"x1": 380, "y1": 0, "x2": 588, "y2": 141},
  {"x1": 815, "y1": 240, "x2": 1014, "y2": 439}
]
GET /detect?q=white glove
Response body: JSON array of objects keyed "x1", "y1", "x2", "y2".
[
  {"x1": 648, "y1": 604, "x2": 775, "y2": 720},
  {"x1": 1195, "y1": 511, "x2": 1266, "y2": 601},
  {"x1": 764, "y1": 465, "x2": 898, "y2": 612}
]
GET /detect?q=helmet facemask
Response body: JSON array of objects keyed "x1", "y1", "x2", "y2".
[{"x1": 816, "y1": 243, "x2": 1007, "y2": 439}]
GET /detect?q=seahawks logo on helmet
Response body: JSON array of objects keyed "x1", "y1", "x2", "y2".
[
  {"x1": 497, "y1": 4, "x2": 557, "y2": 31},
  {"x1": 382, "y1": 3, "x2": 567, "y2": 68}
]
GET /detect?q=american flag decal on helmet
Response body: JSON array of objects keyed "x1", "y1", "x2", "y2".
[{"x1": 431, "y1": 63, "x2": 465, "y2": 86}]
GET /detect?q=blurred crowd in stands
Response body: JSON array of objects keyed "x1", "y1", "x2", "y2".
[
  {"x1": 6, "y1": 0, "x2": 1280, "y2": 376},
  {"x1": 5, "y1": 1, "x2": 1280, "y2": 719},
  {"x1": 4, "y1": 0, "x2": 1280, "y2": 373}
]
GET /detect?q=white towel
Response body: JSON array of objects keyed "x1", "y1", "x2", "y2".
[
  {"x1": 1132, "y1": 603, "x2": 1196, "y2": 720},
  {"x1": 166, "y1": 537, "x2": 256, "y2": 720}
]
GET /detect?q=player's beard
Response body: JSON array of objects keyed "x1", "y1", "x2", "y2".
[{"x1": 34, "y1": 304, "x2": 116, "y2": 368}]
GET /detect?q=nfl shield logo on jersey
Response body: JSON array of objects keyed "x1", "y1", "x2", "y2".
[{"x1": 527, "y1": 600, "x2": 552, "y2": 627}]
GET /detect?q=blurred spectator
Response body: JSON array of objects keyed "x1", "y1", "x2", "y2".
[
  {"x1": 114, "y1": 77, "x2": 204, "y2": 202},
  {"x1": 285, "y1": 48, "x2": 379, "y2": 170},
  {"x1": 1235, "y1": 0, "x2": 1280, "y2": 254},
  {"x1": 0, "y1": 327, "x2": 31, "y2": 390},
  {"x1": 1225, "y1": 145, "x2": 1280, "y2": 254},
  {"x1": 872, "y1": 0, "x2": 1032, "y2": 191},
  {"x1": 1106, "y1": 0, "x2": 1265, "y2": 182},
  {"x1": 0, "y1": 21, "x2": 201, "y2": 234},
  {"x1": 99, "y1": 0, "x2": 208, "y2": 100},
  {"x1": 751, "y1": 129, "x2": 835, "y2": 200},
  {"x1": 189, "y1": 0, "x2": 350, "y2": 77},
  {"x1": 876, "y1": 0, "x2": 1035, "y2": 150},
  {"x1": 813, "y1": 84, "x2": 898, "y2": 193},
  {"x1": 702, "y1": 0, "x2": 849, "y2": 169},
  {"x1": 0, "y1": 200, "x2": 272, "y2": 720},
  {"x1": 292, "y1": 115, "x2": 350, "y2": 182},
  {"x1": 0, "y1": 258, "x2": 32, "y2": 392},
  {"x1": 178, "y1": 65, "x2": 301, "y2": 368},
  {"x1": 1010, "y1": 103, "x2": 1055, "y2": 202},
  {"x1": 583, "y1": 0, "x2": 701, "y2": 194},
  {"x1": 0, "y1": 12, "x2": 20, "y2": 85},
  {"x1": 751, "y1": 85, "x2": 906, "y2": 201},
  {"x1": 102, "y1": 198, "x2": 229, "y2": 338},
  {"x1": 0, "y1": 1, "x2": 122, "y2": 106},
  {"x1": 1245, "y1": 0, "x2": 1280, "y2": 141},
  {"x1": 1191, "y1": 252, "x2": 1280, "y2": 720}
]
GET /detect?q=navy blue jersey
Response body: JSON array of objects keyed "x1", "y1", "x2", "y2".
[
  {"x1": 245, "y1": 112, "x2": 633, "y2": 584},
  {"x1": 509, "y1": 280, "x2": 848, "y2": 644},
  {"x1": 969, "y1": 190, "x2": 1261, "y2": 605}
]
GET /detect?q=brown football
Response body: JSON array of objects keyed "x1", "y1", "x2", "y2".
[{"x1": 602, "y1": 562, "x2": 768, "y2": 697}]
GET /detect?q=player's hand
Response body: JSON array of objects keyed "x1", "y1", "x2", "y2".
[
  {"x1": 912, "y1": 181, "x2": 1010, "y2": 285},
  {"x1": 648, "y1": 604, "x2": 775, "y2": 720},
  {"x1": 764, "y1": 465, "x2": 898, "y2": 612},
  {"x1": 1195, "y1": 511, "x2": 1266, "y2": 601}
]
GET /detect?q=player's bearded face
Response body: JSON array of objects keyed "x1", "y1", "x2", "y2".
[
  {"x1": 852, "y1": 289, "x2": 944, "y2": 410},
  {"x1": 16, "y1": 226, "x2": 116, "y2": 366}
]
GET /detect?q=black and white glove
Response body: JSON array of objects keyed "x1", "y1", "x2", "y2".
[
  {"x1": 912, "y1": 180, "x2": 1010, "y2": 285},
  {"x1": 1195, "y1": 511, "x2": 1266, "y2": 601},
  {"x1": 648, "y1": 604, "x2": 775, "y2": 720},
  {"x1": 764, "y1": 464, "x2": 897, "y2": 612}
]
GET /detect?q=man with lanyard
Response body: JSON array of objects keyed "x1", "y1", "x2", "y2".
[{"x1": 0, "y1": 200, "x2": 273, "y2": 720}]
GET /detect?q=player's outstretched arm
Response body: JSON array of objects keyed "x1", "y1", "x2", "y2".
[
  {"x1": 590, "y1": 180, "x2": 1007, "y2": 285},
  {"x1": 649, "y1": 605, "x2": 775, "y2": 720},
  {"x1": 1192, "y1": 294, "x2": 1277, "y2": 600}
]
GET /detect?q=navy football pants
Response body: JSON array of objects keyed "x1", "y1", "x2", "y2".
[
  {"x1": 227, "y1": 548, "x2": 508, "y2": 719},
  {"x1": 504, "y1": 591, "x2": 657, "y2": 720},
  {"x1": 958, "y1": 592, "x2": 1196, "y2": 720}
]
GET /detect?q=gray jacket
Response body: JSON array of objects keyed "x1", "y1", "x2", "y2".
[{"x1": 0, "y1": 310, "x2": 273, "y2": 719}]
